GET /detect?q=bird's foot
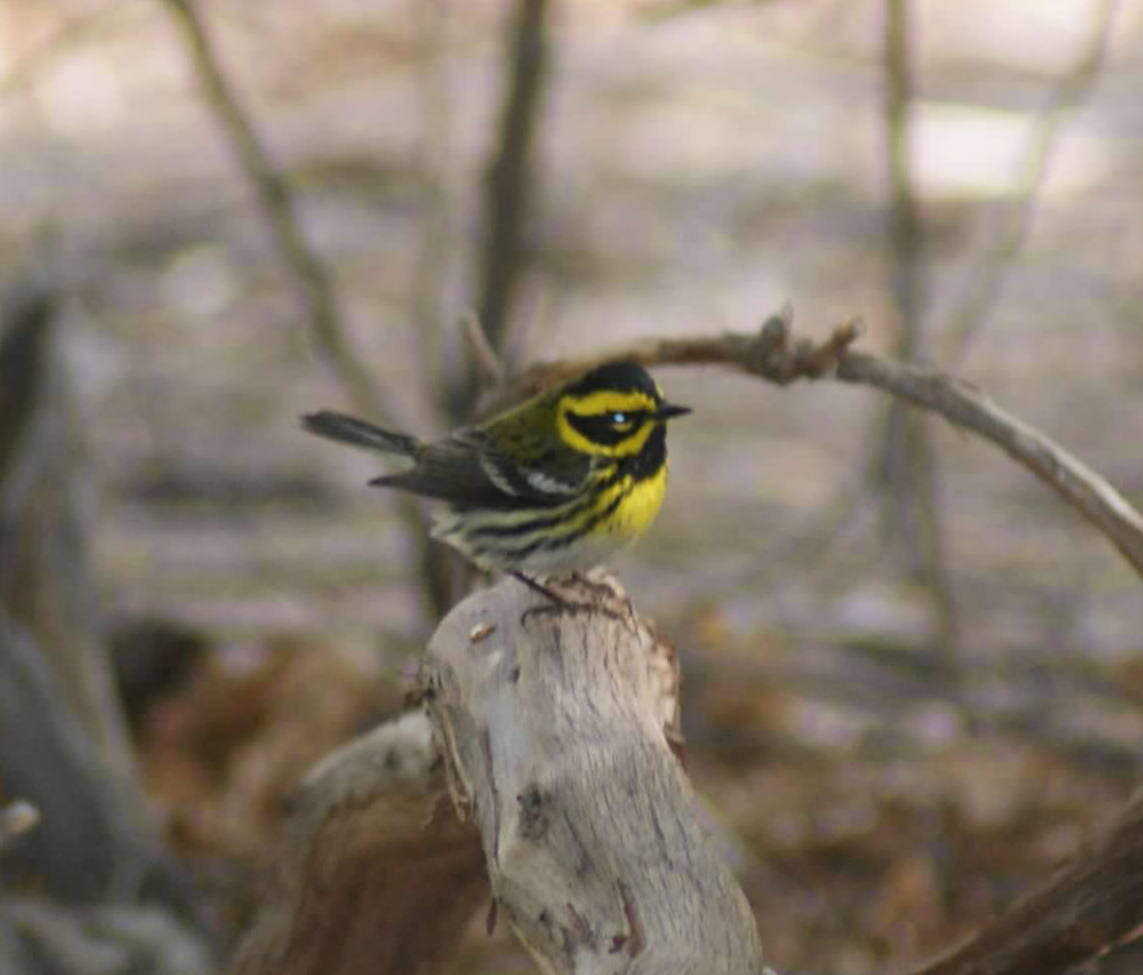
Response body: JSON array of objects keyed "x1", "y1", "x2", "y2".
[{"x1": 513, "y1": 571, "x2": 631, "y2": 627}]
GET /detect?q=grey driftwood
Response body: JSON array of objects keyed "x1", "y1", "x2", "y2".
[
  {"x1": 231, "y1": 573, "x2": 766, "y2": 974},
  {"x1": 423, "y1": 573, "x2": 764, "y2": 974}
]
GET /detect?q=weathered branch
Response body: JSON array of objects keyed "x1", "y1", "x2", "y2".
[
  {"x1": 0, "y1": 287, "x2": 136, "y2": 786},
  {"x1": 422, "y1": 573, "x2": 760, "y2": 974},
  {"x1": 479, "y1": 310, "x2": 1143, "y2": 583},
  {"x1": 232, "y1": 569, "x2": 1143, "y2": 975},
  {"x1": 0, "y1": 284, "x2": 191, "y2": 909},
  {"x1": 908, "y1": 788, "x2": 1143, "y2": 975},
  {"x1": 232, "y1": 575, "x2": 757, "y2": 973},
  {"x1": 229, "y1": 712, "x2": 486, "y2": 975}
]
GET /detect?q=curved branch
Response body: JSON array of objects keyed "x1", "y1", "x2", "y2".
[
  {"x1": 484, "y1": 310, "x2": 1143, "y2": 583},
  {"x1": 908, "y1": 787, "x2": 1143, "y2": 975},
  {"x1": 229, "y1": 712, "x2": 486, "y2": 975},
  {"x1": 833, "y1": 350, "x2": 1143, "y2": 580}
]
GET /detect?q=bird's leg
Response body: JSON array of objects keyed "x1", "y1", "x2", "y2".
[
  {"x1": 568, "y1": 570, "x2": 618, "y2": 600},
  {"x1": 511, "y1": 571, "x2": 574, "y2": 610},
  {"x1": 512, "y1": 571, "x2": 630, "y2": 627}
]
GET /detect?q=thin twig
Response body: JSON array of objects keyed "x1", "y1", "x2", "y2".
[
  {"x1": 489, "y1": 311, "x2": 1143, "y2": 584},
  {"x1": 836, "y1": 350, "x2": 1143, "y2": 582},
  {"x1": 163, "y1": 0, "x2": 456, "y2": 618},
  {"x1": 876, "y1": 0, "x2": 960, "y2": 656},
  {"x1": 462, "y1": 0, "x2": 549, "y2": 418},
  {"x1": 940, "y1": 0, "x2": 1122, "y2": 365},
  {"x1": 884, "y1": 0, "x2": 924, "y2": 352},
  {"x1": 411, "y1": 0, "x2": 455, "y2": 427},
  {"x1": 460, "y1": 311, "x2": 505, "y2": 390},
  {"x1": 477, "y1": 307, "x2": 850, "y2": 411},
  {"x1": 162, "y1": 0, "x2": 393, "y2": 424}
]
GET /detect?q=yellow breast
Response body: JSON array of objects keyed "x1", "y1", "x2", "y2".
[{"x1": 607, "y1": 464, "x2": 668, "y2": 539}]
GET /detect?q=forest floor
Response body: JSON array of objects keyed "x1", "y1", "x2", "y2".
[{"x1": 4, "y1": 1, "x2": 1143, "y2": 972}]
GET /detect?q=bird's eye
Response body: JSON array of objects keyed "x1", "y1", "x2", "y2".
[{"x1": 610, "y1": 412, "x2": 628, "y2": 425}]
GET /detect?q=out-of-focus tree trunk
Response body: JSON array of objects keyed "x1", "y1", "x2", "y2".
[{"x1": 0, "y1": 285, "x2": 189, "y2": 914}]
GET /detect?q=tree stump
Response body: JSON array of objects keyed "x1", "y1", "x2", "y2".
[{"x1": 422, "y1": 573, "x2": 764, "y2": 974}]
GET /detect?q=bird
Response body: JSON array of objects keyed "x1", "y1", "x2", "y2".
[{"x1": 301, "y1": 360, "x2": 691, "y2": 598}]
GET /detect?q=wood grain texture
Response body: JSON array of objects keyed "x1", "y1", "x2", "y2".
[
  {"x1": 230, "y1": 712, "x2": 486, "y2": 975},
  {"x1": 423, "y1": 572, "x2": 764, "y2": 974}
]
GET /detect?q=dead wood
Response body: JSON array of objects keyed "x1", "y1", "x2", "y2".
[
  {"x1": 476, "y1": 310, "x2": 1143, "y2": 584},
  {"x1": 229, "y1": 712, "x2": 487, "y2": 975},
  {"x1": 230, "y1": 567, "x2": 1143, "y2": 975},
  {"x1": 231, "y1": 574, "x2": 763, "y2": 974},
  {"x1": 422, "y1": 572, "x2": 762, "y2": 974},
  {"x1": 908, "y1": 788, "x2": 1143, "y2": 975}
]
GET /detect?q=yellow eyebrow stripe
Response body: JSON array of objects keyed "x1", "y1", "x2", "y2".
[{"x1": 562, "y1": 389, "x2": 658, "y2": 417}]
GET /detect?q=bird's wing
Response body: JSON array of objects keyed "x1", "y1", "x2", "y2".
[
  {"x1": 374, "y1": 426, "x2": 591, "y2": 509},
  {"x1": 371, "y1": 433, "x2": 509, "y2": 507},
  {"x1": 477, "y1": 432, "x2": 592, "y2": 503}
]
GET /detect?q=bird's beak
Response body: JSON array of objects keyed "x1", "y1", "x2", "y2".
[{"x1": 656, "y1": 402, "x2": 692, "y2": 421}]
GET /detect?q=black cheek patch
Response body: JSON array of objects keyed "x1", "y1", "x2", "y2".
[{"x1": 567, "y1": 412, "x2": 630, "y2": 448}]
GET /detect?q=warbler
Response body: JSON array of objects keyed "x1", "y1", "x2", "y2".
[{"x1": 302, "y1": 360, "x2": 691, "y2": 584}]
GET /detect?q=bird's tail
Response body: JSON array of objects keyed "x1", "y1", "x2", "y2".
[{"x1": 300, "y1": 411, "x2": 420, "y2": 458}]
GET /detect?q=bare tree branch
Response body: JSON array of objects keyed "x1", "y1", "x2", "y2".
[
  {"x1": 422, "y1": 572, "x2": 759, "y2": 973},
  {"x1": 161, "y1": 0, "x2": 395, "y2": 424},
  {"x1": 411, "y1": 0, "x2": 457, "y2": 425},
  {"x1": 877, "y1": 0, "x2": 960, "y2": 656},
  {"x1": 458, "y1": 0, "x2": 549, "y2": 419},
  {"x1": 460, "y1": 311, "x2": 506, "y2": 390},
  {"x1": 229, "y1": 712, "x2": 486, "y2": 975},
  {"x1": 162, "y1": 0, "x2": 463, "y2": 618},
  {"x1": 482, "y1": 310, "x2": 1143, "y2": 584},
  {"x1": 837, "y1": 349, "x2": 1143, "y2": 580},
  {"x1": 476, "y1": 308, "x2": 856, "y2": 411},
  {"x1": 908, "y1": 788, "x2": 1143, "y2": 975},
  {"x1": 940, "y1": 0, "x2": 1123, "y2": 364}
]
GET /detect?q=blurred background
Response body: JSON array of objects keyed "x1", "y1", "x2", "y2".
[{"x1": 2, "y1": 0, "x2": 1143, "y2": 972}]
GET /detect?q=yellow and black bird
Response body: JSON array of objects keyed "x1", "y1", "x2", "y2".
[{"x1": 302, "y1": 360, "x2": 690, "y2": 589}]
